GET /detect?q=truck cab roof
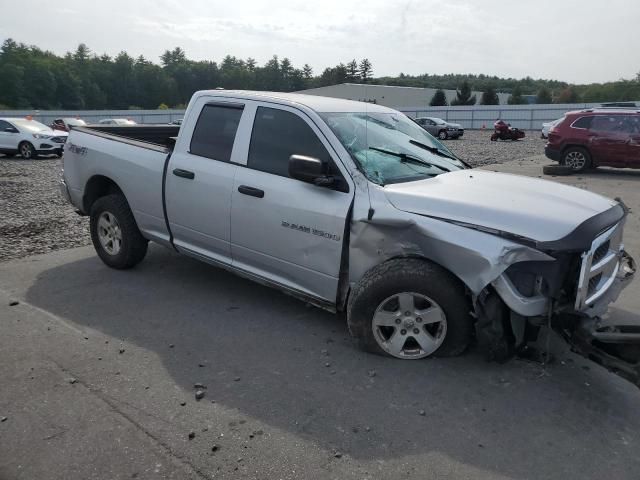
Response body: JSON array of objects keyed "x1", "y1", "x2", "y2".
[{"x1": 191, "y1": 90, "x2": 396, "y2": 114}]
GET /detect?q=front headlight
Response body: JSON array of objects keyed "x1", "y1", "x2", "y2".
[{"x1": 33, "y1": 133, "x2": 51, "y2": 139}]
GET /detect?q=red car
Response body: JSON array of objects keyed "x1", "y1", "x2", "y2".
[{"x1": 545, "y1": 109, "x2": 640, "y2": 172}]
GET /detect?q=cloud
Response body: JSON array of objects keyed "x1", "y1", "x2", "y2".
[{"x1": 0, "y1": 0, "x2": 638, "y2": 83}]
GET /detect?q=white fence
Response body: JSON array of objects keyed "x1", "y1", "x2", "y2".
[
  {"x1": 398, "y1": 103, "x2": 635, "y2": 130},
  {"x1": 0, "y1": 102, "x2": 637, "y2": 131}
]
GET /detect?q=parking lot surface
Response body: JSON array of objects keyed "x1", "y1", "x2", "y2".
[{"x1": 2, "y1": 146, "x2": 640, "y2": 479}]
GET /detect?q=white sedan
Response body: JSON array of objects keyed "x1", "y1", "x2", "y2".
[
  {"x1": 0, "y1": 117, "x2": 68, "y2": 159},
  {"x1": 541, "y1": 118, "x2": 563, "y2": 139}
]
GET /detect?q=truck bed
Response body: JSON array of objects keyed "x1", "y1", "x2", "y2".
[{"x1": 73, "y1": 125, "x2": 181, "y2": 152}]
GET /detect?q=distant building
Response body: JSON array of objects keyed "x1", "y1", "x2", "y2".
[{"x1": 297, "y1": 83, "x2": 511, "y2": 108}]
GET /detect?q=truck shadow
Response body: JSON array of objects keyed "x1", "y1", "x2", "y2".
[{"x1": 24, "y1": 245, "x2": 640, "y2": 479}]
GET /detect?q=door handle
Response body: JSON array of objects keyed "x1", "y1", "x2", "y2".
[
  {"x1": 238, "y1": 185, "x2": 264, "y2": 198},
  {"x1": 172, "y1": 168, "x2": 195, "y2": 179}
]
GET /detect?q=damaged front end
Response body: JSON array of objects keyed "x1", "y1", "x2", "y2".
[
  {"x1": 477, "y1": 219, "x2": 639, "y2": 387},
  {"x1": 351, "y1": 183, "x2": 638, "y2": 387}
]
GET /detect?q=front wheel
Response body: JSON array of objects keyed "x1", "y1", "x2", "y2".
[
  {"x1": 438, "y1": 130, "x2": 448, "y2": 140},
  {"x1": 347, "y1": 259, "x2": 472, "y2": 359},
  {"x1": 90, "y1": 194, "x2": 148, "y2": 269},
  {"x1": 19, "y1": 142, "x2": 37, "y2": 159}
]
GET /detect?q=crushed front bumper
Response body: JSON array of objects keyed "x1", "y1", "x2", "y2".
[{"x1": 561, "y1": 251, "x2": 639, "y2": 387}]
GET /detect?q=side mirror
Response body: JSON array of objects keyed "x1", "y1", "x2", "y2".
[{"x1": 289, "y1": 154, "x2": 333, "y2": 186}]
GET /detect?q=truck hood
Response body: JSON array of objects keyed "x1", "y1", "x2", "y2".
[{"x1": 383, "y1": 169, "x2": 618, "y2": 244}]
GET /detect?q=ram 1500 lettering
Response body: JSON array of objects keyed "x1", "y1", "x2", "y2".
[{"x1": 61, "y1": 90, "x2": 639, "y2": 386}]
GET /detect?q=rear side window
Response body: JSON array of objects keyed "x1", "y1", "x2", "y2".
[
  {"x1": 190, "y1": 104, "x2": 243, "y2": 162},
  {"x1": 571, "y1": 116, "x2": 593, "y2": 129},
  {"x1": 248, "y1": 107, "x2": 330, "y2": 177}
]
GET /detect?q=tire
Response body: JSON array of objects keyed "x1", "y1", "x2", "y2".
[
  {"x1": 347, "y1": 258, "x2": 472, "y2": 360},
  {"x1": 438, "y1": 130, "x2": 448, "y2": 140},
  {"x1": 490, "y1": 134, "x2": 498, "y2": 141},
  {"x1": 561, "y1": 147, "x2": 591, "y2": 173},
  {"x1": 543, "y1": 164, "x2": 573, "y2": 176},
  {"x1": 89, "y1": 194, "x2": 148, "y2": 269},
  {"x1": 18, "y1": 141, "x2": 37, "y2": 159}
]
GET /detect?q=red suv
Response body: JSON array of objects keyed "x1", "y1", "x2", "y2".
[{"x1": 545, "y1": 109, "x2": 640, "y2": 172}]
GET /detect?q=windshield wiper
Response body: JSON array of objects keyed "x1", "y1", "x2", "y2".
[
  {"x1": 409, "y1": 139, "x2": 459, "y2": 162},
  {"x1": 368, "y1": 147, "x2": 450, "y2": 172}
]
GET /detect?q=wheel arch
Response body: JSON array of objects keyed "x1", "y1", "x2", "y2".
[
  {"x1": 83, "y1": 175, "x2": 125, "y2": 214},
  {"x1": 339, "y1": 253, "x2": 469, "y2": 312}
]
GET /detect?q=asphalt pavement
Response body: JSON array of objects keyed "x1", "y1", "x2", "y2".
[{"x1": 1, "y1": 156, "x2": 640, "y2": 479}]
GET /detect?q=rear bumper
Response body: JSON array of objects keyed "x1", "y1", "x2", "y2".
[{"x1": 544, "y1": 145, "x2": 562, "y2": 162}]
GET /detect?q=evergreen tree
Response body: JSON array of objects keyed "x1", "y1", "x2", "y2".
[
  {"x1": 358, "y1": 58, "x2": 373, "y2": 83},
  {"x1": 429, "y1": 89, "x2": 448, "y2": 106},
  {"x1": 346, "y1": 59, "x2": 359, "y2": 82},
  {"x1": 480, "y1": 85, "x2": 499, "y2": 105},
  {"x1": 536, "y1": 87, "x2": 553, "y2": 104},
  {"x1": 451, "y1": 81, "x2": 476, "y2": 105},
  {"x1": 302, "y1": 64, "x2": 313, "y2": 79},
  {"x1": 508, "y1": 86, "x2": 527, "y2": 104}
]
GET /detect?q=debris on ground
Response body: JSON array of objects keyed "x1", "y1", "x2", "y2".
[
  {"x1": 419, "y1": 409, "x2": 426, "y2": 416},
  {"x1": 195, "y1": 390, "x2": 205, "y2": 401},
  {"x1": 8, "y1": 300, "x2": 19, "y2": 306},
  {"x1": 188, "y1": 431, "x2": 195, "y2": 440}
]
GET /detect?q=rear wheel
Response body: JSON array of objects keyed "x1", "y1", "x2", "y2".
[
  {"x1": 90, "y1": 194, "x2": 148, "y2": 269},
  {"x1": 561, "y1": 147, "x2": 591, "y2": 172},
  {"x1": 19, "y1": 142, "x2": 37, "y2": 159},
  {"x1": 347, "y1": 258, "x2": 472, "y2": 359},
  {"x1": 438, "y1": 130, "x2": 448, "y2": 140}
]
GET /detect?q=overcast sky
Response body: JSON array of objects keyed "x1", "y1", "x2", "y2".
[{"x1": 1, "y1": 0, "x2": 638, "y2": 84}]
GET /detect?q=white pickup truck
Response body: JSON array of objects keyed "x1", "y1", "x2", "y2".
[{"x1": 61, "y1": 90, "x2": 638, "y2": 384}]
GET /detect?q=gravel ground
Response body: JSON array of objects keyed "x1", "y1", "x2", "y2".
[
  {"x1": 0, "y1": 130, "x2": 546, "y2": 262},
  {"x1": 445, "y1": 129, "x2": 547, "y2": 166},
  {"x1": 0, "y1": 156, "x2": 89, "y2": 261}
]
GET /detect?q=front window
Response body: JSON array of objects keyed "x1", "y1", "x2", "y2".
[{"x1": 320, "y1": 112, "x2": 465, "y2": 185}]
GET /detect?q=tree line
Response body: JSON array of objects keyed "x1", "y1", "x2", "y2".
[{"x1": 0, "y1": 38, "x2": 638, "y2": 110}]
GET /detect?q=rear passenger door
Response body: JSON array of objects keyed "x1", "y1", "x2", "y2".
[
  {"x1": 165, "y1": 100, "x2": 245, "y2": 265},
  {"x1": 230, "y1": 104, "x2": 353, "y2": 302},
  {"x1": 588, "y1": 115, "x2": 630, "y2": 166}
]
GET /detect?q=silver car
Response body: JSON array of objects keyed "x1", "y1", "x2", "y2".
[{"x1": 415, "y1": 117, "x2": 464, "y2": 140}]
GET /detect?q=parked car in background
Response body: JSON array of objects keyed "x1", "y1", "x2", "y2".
[
  {"x1": 51, "y1": 117, "x2": 87, "y2": 132},
  {"x1": 541, "y1": 118, "x2": 562, "y2": 139},
  {"x1": 414, "y1": 117, "x2": 464, "y2": 140},
  {"x1": 545, "y1": 109, "x2": 640, "y2": 172},
  {"x1": 98, "y1": 118, "x2": 137, "y2": 126},
  {"x1": 171, "y1": 118, "x2": 183, "y2": 125},
  {"x1": 60, "y1": 90, "x2": 638, "y2": 386},
  {"x1": 0, "y1": 117, "x2": 68, "y2": 158}
]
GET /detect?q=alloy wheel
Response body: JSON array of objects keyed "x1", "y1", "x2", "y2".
[
  {"x1": 564, "y1": 151, "x2": 586, "y2": 170},
  {"x1": 97, "y1": 211, "x2": 123, "y2": 255},
  {"x1": 371, "y1": 292, "x2": 447, "y2": 359}
]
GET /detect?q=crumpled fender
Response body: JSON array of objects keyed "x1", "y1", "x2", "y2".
[{"x1": 348, "y1": 186, "x2": 555, "y2": 295}]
